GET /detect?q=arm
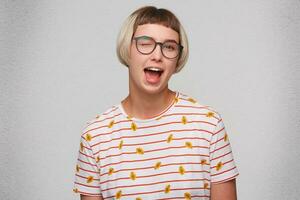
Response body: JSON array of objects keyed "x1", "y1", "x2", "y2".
[
  {"x1": 211, "y1": 179, "x2": 237, "y2": 200},
  {"x1": 81, "y1": 195, "x2": 103, "y2": 200}
]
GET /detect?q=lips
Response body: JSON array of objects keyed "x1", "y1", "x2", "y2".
[
  {"x1": 144, "y1": 67, "x2": 164, "y2": 84},
  {"x1": 144, "y1": 67, "x2": 164, "y2": 74}
]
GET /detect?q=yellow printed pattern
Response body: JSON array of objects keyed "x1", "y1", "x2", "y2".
[
  {"x1": 85, "y1": 133, "x2": 92, "y2": 141},
  {"x1": 179, "y1": 166, "x2": 185, "y2": 175},
  {"x1": 181, "y1": 116, "x2": 187, "y2": 124},
  {"x1": 154, "y1": 161, "x2": 162, "y2": 170},
  {"x1": 184, "y1": 192, "x2": 191, "y2": 200},
  {"x1": 136, "y1": 147, "x2": 144, "y2": 155},
  {"x1": 108, "y1": 168, "x2": 114, "y2": 175},
  {"x1": 108, "y1": 120, "x2": 115, "y2": 128},
  {"x1": 216, "y1": 161, "x2": 223, "y2": 171},
  {"x1": 167, "y1": 134, "x2": 173, "y2": 143},
  {"x1": 206, "y1": 112, "x2": 214, "y2": 118},
  {"x1": 116, "y1": 190, "x2": 122, "y2": 199},
  {"x1": 86, "y1": 176, "x2": 93, "y2": 183},
  {"x1": 165, "y1": 184, "x2": 171, "y2": 193},
  {"x1": 131, "y1": 122, "x2": 137, "y2": 131},
  {"x1": 185, "y1": 141, "x2": 193, "y2": 149},
  {"x1": 73, "y1": 93, "x2": 239, "y2": 199},
  {"x1": 130, "y1": 172, "x2": 137, "y2": 180},
  {"x1": 118, "y1": 140, "x2": 124, "y2": 149}
]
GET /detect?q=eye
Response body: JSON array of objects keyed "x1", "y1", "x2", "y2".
[
  {"x1": 163, "y1": 42, "x2": 177, "y2": 51},
  {"x1": 165, "y1": 45, "x2": 175, "y2": 50},
  {"x1": 138, "y1": 40, "x2": 154, "y2": 47},
  {"x1": 140, "y1": 42, "x2": 153, "y2": 46},
  {"x1": 137, "y1": 37, "x2": 154, "y2": 46}
]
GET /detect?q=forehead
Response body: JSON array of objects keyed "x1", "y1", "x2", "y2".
[{"x1": 134, "y1": 24, "x2": 179, "y2": 42}]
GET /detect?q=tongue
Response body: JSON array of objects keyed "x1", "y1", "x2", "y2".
[{"x1": 145, "y1": 70, "x2": 161, "y2": 84}]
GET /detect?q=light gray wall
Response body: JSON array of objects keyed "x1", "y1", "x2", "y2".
[{"x1": 1, "y1": 0, "x2": 299, "y2": 199}]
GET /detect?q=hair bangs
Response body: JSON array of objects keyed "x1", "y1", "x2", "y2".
[{"x1": 133, "y1": 7, "x2": 180, "y2": 34}]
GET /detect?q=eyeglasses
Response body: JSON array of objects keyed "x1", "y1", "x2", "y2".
[{"x1": 133, "y1": 36, "x2": 183, "y2": 59}]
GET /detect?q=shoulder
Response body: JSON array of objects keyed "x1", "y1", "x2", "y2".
[
  {"x1": 80, "y1": 105, "x2": 123, "y2": 138},
  {"x1": 175, "y1": 92, "x2": 222, "y2": 124}
]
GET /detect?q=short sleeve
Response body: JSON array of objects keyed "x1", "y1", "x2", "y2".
[
  {"x1": 209, "y1": 115, "x2": 239, "y2": 183},
  {"x1": 73, "y1": 134, "x2": 102, "y2": 196}
]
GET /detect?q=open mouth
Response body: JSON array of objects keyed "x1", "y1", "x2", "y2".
[
  {"x1": 144, "y1": 67, "x2": 164, "y2": 76},
  {"x1": 144, "y1": 67, "x2": 164, "y2": 84}
]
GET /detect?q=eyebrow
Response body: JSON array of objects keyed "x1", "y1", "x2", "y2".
[
  {"x1": 134, "y1": 35, "x2": 179, "y2": 44},
  {"x1": 135, "y1": 35, "x2": 152, "y2": 40}
]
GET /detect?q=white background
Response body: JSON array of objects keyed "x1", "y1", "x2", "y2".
[{"x1": 1, "y1": 0, "x2": 299, "y2": 199}]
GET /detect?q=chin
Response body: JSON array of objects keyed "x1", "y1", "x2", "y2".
[{"x1": 141, "y1": 83, "x2": 168, "y2": 95}]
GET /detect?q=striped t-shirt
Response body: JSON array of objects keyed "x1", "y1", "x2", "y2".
[{"x1": 73, "y1": 92, "x2": 239, "y2": 199}]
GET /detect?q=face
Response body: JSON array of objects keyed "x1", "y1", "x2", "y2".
[{"x1": 127, "y1": 23, "x2": 179, "y2": 95}]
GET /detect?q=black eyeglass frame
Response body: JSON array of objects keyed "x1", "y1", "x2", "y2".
[{"x1": 133, "y1": 36, "x2": 184, "y2": 59}]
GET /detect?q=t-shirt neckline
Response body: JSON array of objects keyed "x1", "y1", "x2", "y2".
[{"x1": 118, "y1": 91, "x2": 179, "y2": 123}]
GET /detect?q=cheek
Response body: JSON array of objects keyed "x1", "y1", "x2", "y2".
[
  {"x1": 167, "y1": 60, "x2": 178, "y2": 73},
  {"x1": 128, "y1": 49, "x2": 145, "y2": 67}
]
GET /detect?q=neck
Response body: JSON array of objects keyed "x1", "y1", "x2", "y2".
[{"x1": 122, "y1": 88, "x2": 176, "y2": 119}]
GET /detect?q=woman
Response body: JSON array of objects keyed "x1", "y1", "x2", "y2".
[{"x1": 74, "y1": 6, "x2": 239, "y2": 200}]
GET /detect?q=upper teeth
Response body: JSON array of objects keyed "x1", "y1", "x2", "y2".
[{"x1": 146, "y1": 67, "x2": 163, "y2": 72}]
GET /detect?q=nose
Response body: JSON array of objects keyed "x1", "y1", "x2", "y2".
[{"x1": 150, "y1": 44, "x2": 163, "y2": 61}]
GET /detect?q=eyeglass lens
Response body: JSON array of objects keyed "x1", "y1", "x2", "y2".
[{"x1": 135, "y1": 36, "x2": 181, "y2": 59}]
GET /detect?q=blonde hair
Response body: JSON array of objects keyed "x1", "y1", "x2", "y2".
[{"x1": 116, "y1": 6, "x2": 189, "y2": 73}]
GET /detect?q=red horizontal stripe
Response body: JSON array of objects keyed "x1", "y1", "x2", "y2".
[
  {"x1": 75, "y1": 174, "x2": 100, "y2": 181},
  {"x1": 102, "y1": 178, "x2": 210, "y2": 192},
  {"x1": 211, "y1": 173, "x2": 239, "y2": 184},
  {"x1": 104, "y1": 186, "x2": 209, "y2": 199},
  {"x1": 91, "y1": 128, "x2": 213, "y2": 148},
  {"x1": 175, "y1": 105, "x2": 209, "y2": 110},
  {"x1": 87, "y1": 111, "x2": 216, "y2": 133},
  {"x1": 100, "y1": 161, "x2": 209, "y2": 177},
  {"x1": 77, "y1": 158, "x2": 97, "y2": 167},
  {"x1": 210, "y1": 143, "x2": 230, "y2": 154},
  {"x1": 161, "y1": 112, "x2": 210, "y2": 118},
  {"x1": 101, "y1": 153, "x2": 209, "y2": 168},
  {"x1": 174, "y1": 105, "x2": 219, "y2": 120},
  {"x1": 210, "y1": 135, "x2": 226, "y2": 146},
  {"x1": 78, "y1": 166, "x2": 99, "y2": 174},
  {"x1": 100, "y1": 145, "x2": 209, "y2": 161},
  {"x1": 157, "y1": 196, "x2": 209, "y2": 200},
  {"x1": 101, "y1": 170, "x2": 209, "y2": 185},
  {"x1": 94, "y1": 113, "x2": 122, "y2": 123},
  {"x1": 145, "y1": 145, "x2": 209, "y2": 153},
  {"x1": 89, "y1": 119, "x2": 215, "y2": 141},
  {"x1": 211, "y1": 165, "x2": 237, "y2": 176},
  {"x1": 81, "y1": 136, "x2": 87, "y2": 142},
  {"x1": 74, "y1": 189, "x2": 101, "y2": 196},
  {"x1": 141, "y1": 120, "x2": 214, "y2": 130},
  {"x1": 83, "y1": 119, "x2": 131, "y2": 135},
  {"x1": 94, "y1": 136, "x2": 210, "y2": 154},
  {"x1": 81, "y1": 144, "x2": 92, "y2": 151},
  {"x1": 212, "y1": 127, "x2": 225, "y2": 136},
  {"x1": 92, "y1": 127, "x2": 131, "y2": 140},
  {"x1": 102, "y1": 106, "x2": 118, "y2": 115},
  {"x1": 74, "y1": 181, "x2": 99, "y2": 188},
  {"x1": 160, "y1": 162, "x2": 210, "y2": 169},
  {"x1": 83, "y1": 113, "x2": 123, "y2": 129},
  {"x1": 189, "y1": 120, "x2": 216, "y2": 127},
  {"x1": 211, "y1": 150, "x2": 232, "y2": 161},
  {"x1": 211, "y1": 159, "x2": 234, "y2": 170},
  {"x1": 79, "y1": 151, "x2": 95, "y2": 160}
]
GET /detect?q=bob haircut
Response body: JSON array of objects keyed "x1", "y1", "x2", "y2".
[{"x1": 116, "y1": 6, "x2": 189, "y2": 73}]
